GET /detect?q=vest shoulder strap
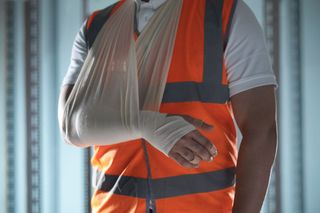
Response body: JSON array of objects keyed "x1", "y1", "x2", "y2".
[
  {"x1": 84, "y1": 1, "x2": 123, "y2": 49},
  {"x1": 84, "y1": 0, "x2": 238, "y2": 51},
  {"x1": 222, "y1": 0, "x2": 238, "y2": 50}
]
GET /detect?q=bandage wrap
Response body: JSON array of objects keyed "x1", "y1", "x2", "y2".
[{"x1": 61, "y1": 0, "x2": 196, "y2": 156}]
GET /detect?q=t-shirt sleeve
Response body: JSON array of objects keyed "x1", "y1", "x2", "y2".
[
  {"x1": 224, "y1": 0, "x2": 278, "y2": 97},
  {"x1": 61, "y1": 19, "x2": 89, "y2": 86}
]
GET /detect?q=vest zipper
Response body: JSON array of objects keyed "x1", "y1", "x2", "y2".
[{"x1": 141, "y1": 139, "x2": 157, "y2": 213}]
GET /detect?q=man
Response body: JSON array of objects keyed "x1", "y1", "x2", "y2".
[{"x1": 58, "y1": 0, "x2": 278, "y2": 212}]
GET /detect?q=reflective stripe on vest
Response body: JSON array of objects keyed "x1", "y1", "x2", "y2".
[
  {"x1": 85, "y1": 0, "x2": 237, "y2": 104},
  {"x1": 163, "y1": 0, "x2": 229, "y2": 104},
  {"x1": 86, "y1": 0, "x2": 238, "y2": 212},
  {"x1": 95, "y1": 167, "x2": 235, "y2": 199},
  {"x1": 85, "y1": 2, "x2": 118, "y2": 49}
]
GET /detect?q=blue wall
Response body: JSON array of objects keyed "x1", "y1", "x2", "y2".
[
  {"x1": 0, "y1": 0, "x2": 319, "y2": 212},
  {"x1": 301, "y1": 0, "x2": 320, "y2": 212},
  {"x1": 0, "y1": 1, "x2": 6, "y2": 212}
]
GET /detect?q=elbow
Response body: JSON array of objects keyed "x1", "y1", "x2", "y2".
[
  {"x1": 241, "y1": 120, "x2": 278, "y2": 165},
  {"x1": 61, "y1": 128, "x2": 90, "y2": 148},
  {"x1": 58, "y1": 85, "x2": 88, "y2": 147},
  {"x1": 242, "y1": 119, "x2": 278, "y2": 146},
  {"x1": 59, "y1": 115, "x2": 90, "y2": 148},
  {"x1": 264, "y1": 120, "x2": 278, "y2": 150},
  {"x1": 63, "y1": 130, "x2": 87, "y2": 148},
  {"x1": 261, "y1": 123, "x2": 278, "y2": 162}
]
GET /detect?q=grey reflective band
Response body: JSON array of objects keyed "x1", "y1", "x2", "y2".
[
  {"x1": 162, "y1": 81, "x2": 229, "y2": 103},
  {"x1": 224, "y1": 0, "x2": 238, "y2": 51},
  {"x1": 86, "y1": 0, "x2": 231, "y2": 104},
  {"x1": 85, "y1": 2, "x2": 118, "y2": 49},
  {"x1": 141, "y1": 140, "x2": 156, "y2": 211},
  {"x1": 95, "y1": 167, "x2": 235, "y2": 199},
  {"x1": 162, "y1": 0, "x2": 229, "y2": 104}
]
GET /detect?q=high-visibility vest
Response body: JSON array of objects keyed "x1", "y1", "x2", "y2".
[{"x1": 85, "y1": 0, "x2": 238, "y2": 212}]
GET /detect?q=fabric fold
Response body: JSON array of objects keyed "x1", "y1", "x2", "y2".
[{"x1": 61, "y1": 0, "x2": 196, "y2": 155}]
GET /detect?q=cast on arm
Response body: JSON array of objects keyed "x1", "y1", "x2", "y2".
[
  {"x1": 61, "y1": 100, "x2": 195, "y2": 156},
  {"x1": 58, "y1": 0, "x2": 196, "y2": 156}
]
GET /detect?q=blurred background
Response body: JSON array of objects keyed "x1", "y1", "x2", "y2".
[{"x1": 0, "y1": 0, "x2": 319, "y2": 212}]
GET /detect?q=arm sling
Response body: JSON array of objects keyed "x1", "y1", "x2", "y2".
[{"x1": 62, "y1": 0, "x2": 196, "y2": 155}]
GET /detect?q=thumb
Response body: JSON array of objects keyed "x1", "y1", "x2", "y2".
[
  {"x1": 166, "y1": 114, "x2": 213, "y2": 130},
  {"x1": 192, "y1": 118, "x2": 214, "y2": 130}
]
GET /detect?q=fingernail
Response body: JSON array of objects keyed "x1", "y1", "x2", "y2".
[
  {"x1": 213, "y1": 150, "x2": 218, "y2": 157},
  {"x1": 209, "y1": 156, "x2": 213, "y2": 161}
]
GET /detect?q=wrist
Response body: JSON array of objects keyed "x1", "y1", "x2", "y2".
[{"x1": 139, "y1": 110, "x2": 196, "y2": 155}]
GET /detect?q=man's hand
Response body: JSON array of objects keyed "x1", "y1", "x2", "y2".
[{"x1": 166, "y1": 114, "x2": 218, "y2": 168}]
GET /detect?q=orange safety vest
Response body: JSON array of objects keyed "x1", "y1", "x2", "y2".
[{"x1": 85, "y1": 0, "x2": 238, "y2": 212}]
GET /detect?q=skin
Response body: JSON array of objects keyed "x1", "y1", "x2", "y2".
[
  {"x1": 230, "y1": 85, "x2": 277, "y2": 213},
  {"x1": 137, "y1": 0, "x2": 277, "y2": 210},
  {"x1": 59, "y1": 84, "x2": 277, "y2": 213},
  {"x1": 58, "y1": 85, "x2": 217, "y2": 167}
]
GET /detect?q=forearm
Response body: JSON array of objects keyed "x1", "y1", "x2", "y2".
[
  {"x1": 232, "y1": 126, "x2": 277, "y2": 213},
  {"x1": 62, "y1": 107, "x2": 195, "y2": 155},
  {"x1": 63, "y1": 106, "x2": 143, "y2": 147}
]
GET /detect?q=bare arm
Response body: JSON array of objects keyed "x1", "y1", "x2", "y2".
[{"x1": 231, "y1": 85, "x2": 278, "y2": 213}]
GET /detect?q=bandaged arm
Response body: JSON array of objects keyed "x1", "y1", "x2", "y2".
[{"x1": 58, "y1": 85, "x2": 196, "y2": 155}]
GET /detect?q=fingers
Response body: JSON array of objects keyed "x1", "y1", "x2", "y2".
[
  {"x1": 169, "y1": 135, "x2": 217, "y2": 168},
  {"x1": 190, "y1": 130, "x2": 217, "y2": 157},
  {"x1": 191, "y1": 118, "x2": 213, "y2": 130},
  {"x1": 189, "y1": 155, "x2": 201, "y2": 165},
  {"x1": 169, "y1": 152, "x2": 199, "y2": 168},
  {"x1": 185, "y1": 138, "x2": 213, "y2": 161},
  {"x1": 176, "y1": 148, "x2": 195, "y2": 161},
  {"x1": 166, "y1": 114, "x2": 213, "y2": 131},
  {"x1": 174, "y1": 147, "x2": 202, "y2": 166},
  {"x1": 183, "y1": 115, "x2": 213, "y2": 130},
  {"x1": 166, "y1": 114, "x2": 218, "y2": 169}
]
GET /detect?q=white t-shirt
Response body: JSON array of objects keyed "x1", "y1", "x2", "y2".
[{"x1": 62, "y1": 0, "x2": 277, "y2": 97}]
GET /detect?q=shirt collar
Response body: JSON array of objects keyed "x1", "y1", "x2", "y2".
[
  {"x1": 136, "y1": 0, "x2": 167, "y2": 10},
  {"x1": 150, "y1": 0, "x2": 167, "y2": 9}
]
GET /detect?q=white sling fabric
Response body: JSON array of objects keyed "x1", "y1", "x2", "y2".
[{"x1": 62, "y1": 0, "x2": 196, "y2": 155}]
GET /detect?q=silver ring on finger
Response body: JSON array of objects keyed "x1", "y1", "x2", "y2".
[
  {"x1": 182, "y1": 150, "x2": 195, "y2": 162},
  {"x1": 190, "y1": 155, "x2": 200, "y2": 164},
  {"x1": 188, "y1": 153, "x2": 195, "y2": 162}
]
